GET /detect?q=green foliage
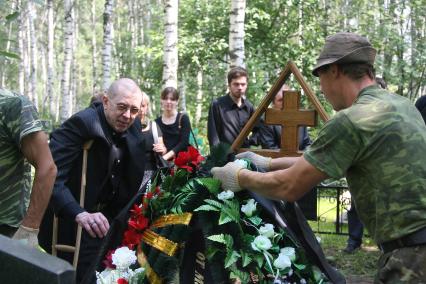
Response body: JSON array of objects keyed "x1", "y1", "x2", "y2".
[
  {"x1": 1, "y1": 0, "x2": 425, "y2": 143},
  {"x1": 0, "y1": 50, "x2": 19, "y2": 59}
]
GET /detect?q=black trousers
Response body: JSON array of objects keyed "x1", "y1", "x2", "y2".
[{"x1": 0, "y1": 224, "x2": 17, "y2": 237}]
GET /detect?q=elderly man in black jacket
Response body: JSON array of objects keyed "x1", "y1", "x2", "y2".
[{"x1": 40, "y1": 78, "x2": 145, "y2": 283}]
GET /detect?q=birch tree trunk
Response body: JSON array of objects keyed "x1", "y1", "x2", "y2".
[
  {"x1": 162, "y1": 0, "x2": 178, "y2": 88},
  {"x1": 102, "y1": 0, "x2": 114, "y2": 90},
  {"x1": 129, "y1": 0, "x2": 137, "y2": 73},
  {"x1": 24, "y1": 7, "x2": 31, "y2": 100},
  {"x1": 228, "y1": 0, "x2": 246, "y2": 68},
  {"x1": 91, "y1": 1, "x2": 97, "y2": 92},
  {"x1": 179, "y1": 78, "x2": 187, "y2": 112},
  {"x1": 60, "y1": 0, "x2": 74, "y2": 122},
  {"x1": 71, "y1": 1, "x2": 78, "y2": 111},
  {"x1": 28, "y1": 0, "x2": 38, "y2": 109},
  {"x1": 18, "y1": 0, "x2": 26, "y2": 96},
  {"x1": 0, "y1": 1, "x2": 16, "y2": 87},
  {"x1": 195, "y1": 68, "x2": 203, "y2": 128},
  {"x1": 46, "y1": 0, "x2": 56, "y2": 120}
]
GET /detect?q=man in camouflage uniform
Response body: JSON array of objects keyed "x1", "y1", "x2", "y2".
[
  {"x1": 0, "y1": 89, "x2": 56, "y2": 248},
  {"x1": 212, "y1": 32, "x2": 426, "y2": 283}
]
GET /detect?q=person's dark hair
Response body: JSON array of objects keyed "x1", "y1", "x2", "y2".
[
  {"x1": 415, "y1": 96, "x2": 426, "y2": 125},
  {"x1": 90, "y1": 90, "x2": 106, "y2": 105},
  {"x1": 375, "y1": 77, "x2": 387, "y2": 89},
  {"x1": 160, "y1": 87, "x2": 179, "y2": 101},
  {"x1": 227, "y1": 66, "x2": 248, "y2": 84},
  {"x1": 338, "y1": 63, "x2": 375, "y2": 80}
]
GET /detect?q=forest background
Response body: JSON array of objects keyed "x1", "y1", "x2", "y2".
[{"x1": 1, "y1": 0, "x2": 425, "y2": 153}]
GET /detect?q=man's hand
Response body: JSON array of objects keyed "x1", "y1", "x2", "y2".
[
  {"x1": 12, "y1": 225, "x2": 39, "y2": 248},
  {"x1": 236, "y1": 151, "x2": 272, "y2": 171},
  {"x1": 211, "y1": 162, "x2": 245, "y2": 192},
  {"x1": 75, "y1": 212, "x2": 109, "y2": 238}
]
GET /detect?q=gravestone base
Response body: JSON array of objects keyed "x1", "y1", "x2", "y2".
[{"x1": 0, "y1": 234, "x2": 75, "y2": 284}]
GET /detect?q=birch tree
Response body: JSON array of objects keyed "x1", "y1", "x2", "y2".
[
  {"x1": 228, "y1": 0, "x2": 246, "y2": 68},
  {"x1": 60, "y1": 0, "x2": 74, "y2": 122},
  {"x1": 91, "y1": 1, "x2": 97, "y2": 92},
  {"x1": 28, "y1": 0, "x2": 38, "y2": 108},
  {"x1": 162, "y1": 0, "x2": 178, "y2": 88},
  {"x1": 102, "y1": 0, "x2": 114, "y2": 90},
  {"x1": 46, "y1": 0, "x2": 56, "y2": 119},
  {"x1": 17, "y1": 0, "x2": 26, "y2": 96},
  {"x1": 0, "y1": 2, "x2": 17, "y2": 87}
]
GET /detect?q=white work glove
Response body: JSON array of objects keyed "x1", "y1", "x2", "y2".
[
  {"x1": 211, "y1": 162, "x2": 245, "y2": 192},
  {"x1": 12, "y1": 225, "x2": 39, "y2": 248},
  {"x1": 236, "y1": 151, "x2": 272, "y2": 172}
]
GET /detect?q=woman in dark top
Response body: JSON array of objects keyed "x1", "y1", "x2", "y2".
[
  {"x1": 140, "y1": 92, "x2": 167, "y2": 186},
  {"x1": 155, "y1": 87, "x2": 191, "y2": 161}
]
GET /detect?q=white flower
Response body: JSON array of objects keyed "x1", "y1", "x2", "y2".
[
  {"x1": 273, "y1": 253, "x2": 291, "y2": 270},
  {"x1": 234, "y1": 159, "x2": 248, "y2": 169},
  {"x1": 112, "y1": 246, "x2": 137, "y2": 270},
  {"x1": 316, "y1": 235, "x2": 321, "y2": 243},
  {"x1": 251, "y1": 235, "x2": 272, "y2": 251},
  {"x1": 259, "y1": 223, "x2": 274, "y2": 238},
  {"x1": 241, "y1": 199, "x2": 257, "y2": 217},
  {"x1": 217, "y1": 190, "x2": 234, "y2": 200},
  {"x1": 280, "y1": 247, "x2": 296, "y2": 261}
]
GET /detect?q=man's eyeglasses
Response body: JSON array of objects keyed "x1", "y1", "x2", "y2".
[{"x1": 113, "y1": 102, "x2": 140, "y2": 115}]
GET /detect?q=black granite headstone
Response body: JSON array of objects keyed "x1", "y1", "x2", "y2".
[{"x1": 0, "y1": 235, "x2": 75, "y2": 284}]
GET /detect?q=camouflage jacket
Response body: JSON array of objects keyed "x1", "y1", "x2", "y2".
[
  {"x1": 304, "y1": 85, "x2": 426, "y2": 244},
  {"x1": 0, "y1": 89, "x2": 42, "y2": 227}
]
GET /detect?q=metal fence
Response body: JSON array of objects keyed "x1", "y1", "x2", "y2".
[{"x1": 311, "y1": 184, "x2": 351, "y2": 235}]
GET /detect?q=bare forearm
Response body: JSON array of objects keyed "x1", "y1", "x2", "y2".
[
  {"x1": 20, "y1": 131, "x2": 57, "y2": 229},
  {"x1": 239, "y1": 169, "x2": 300, "y2": 201},
  {"x1": 239, "y1": 157, "x2": 328, "y2": 202},
  {"x1": 270, "y1": 156, "x2": 300, "y2": 171},
  {"x1": 21, "y1": 162, "x2": 57, "y2": 228}
]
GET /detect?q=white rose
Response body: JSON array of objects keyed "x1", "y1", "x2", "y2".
[
  {"x1": 217, "y1": 190, "x2": 234, "y2": 200},
  {"x1": 234, "y1": 159, "x2": 248, "y2": 169},
  {"x1": 259, "y1": 223, "x2": 275, "y2": 238},
  {"x1": 273, "y1": 253, "x2": 291, "y2": 270},
  {"x1": 280, "y1": 247, "x2": 296, "y2": 261},
  {"x1": 316, "y1": 236, "x2": 322, "y2": 243},
  {"x1": 251, "y1": 235, "x2": 272, "y2": 251},
  {"x1": 241, "y1": 199, "x2": 257, "y2": 217},
  {"x1": 112, "y1": 246, "x2": 137, "y2": 270}
]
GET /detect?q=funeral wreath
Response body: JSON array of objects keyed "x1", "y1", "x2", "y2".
[{"x1": 97, "y1": 145, "x2": 330, "y2": 283}]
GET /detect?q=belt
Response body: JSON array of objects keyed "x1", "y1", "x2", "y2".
[{"x1": 379, "y1": 227, "x2": 426, "y2": 254}]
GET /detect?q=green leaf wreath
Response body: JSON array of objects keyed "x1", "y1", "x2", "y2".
[{"x1": 97, "y1": 145, "x2": 330, "y2": 284}]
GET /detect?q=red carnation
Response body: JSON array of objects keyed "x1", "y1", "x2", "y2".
[
  {"x1": 122, "y1": 229, "x2": 143, "y2": 248},
  {"x1": 145, "y1": 191, "x2": 154, "y2": 199},
  {"x1": 102, "y1": 249, "x2": 116, "y2": 269},
  {"x1": 130, "y1": 204, "x2": 142, "y2": 216},
  {"x1": 128, "y1": 215, "x2": 149, "y2": 231},
  {"x1": 117, "y1": 278, "x2": 129, "y2": 284}
]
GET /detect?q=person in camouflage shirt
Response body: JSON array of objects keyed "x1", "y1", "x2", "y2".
[
  {"x1": 212, "y1": 32, "x2": 426, "y2": 283},
  {"x1": 0, "y1": 88, "x2": 56, "y2": 248}
]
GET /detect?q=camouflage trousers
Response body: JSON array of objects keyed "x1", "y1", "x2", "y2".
[{"x1": 375, "y1": 244, "x2": 426, "y2": 283}]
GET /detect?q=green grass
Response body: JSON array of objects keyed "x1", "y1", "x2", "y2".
[{"x1": 307, "y1": 197, "x2": 381, "y2": 282}]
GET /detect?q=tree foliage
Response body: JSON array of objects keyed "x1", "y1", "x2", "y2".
[{"x1": 0, "y1": 0, "x2": 425, "y2": 139}]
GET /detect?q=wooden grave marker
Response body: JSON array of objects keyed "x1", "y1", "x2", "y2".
[{"x1": 232, "y1": 61, "x2": 329, "y2": 157}]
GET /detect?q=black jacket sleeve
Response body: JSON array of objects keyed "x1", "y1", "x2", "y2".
[
  {"x1": 259, "y1": 122, "x2": 280, "y2": 149},
  {"x1": 49, "y1": 114, "x2": 91, "y2": 219},
  {"x1": 207, "y1": 99, "x2": 220, "y2": 147},
  {"x1": 173, "y1": 113, "x2": 191, "y2": 154}
]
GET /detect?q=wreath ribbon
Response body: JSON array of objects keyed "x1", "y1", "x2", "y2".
[{"x1": 137, "y1": 213, "x2": 193, "y2": 283}]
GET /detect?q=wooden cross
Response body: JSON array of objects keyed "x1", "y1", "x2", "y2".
[
  {"x1": 264, "y1": 90, "x2": 316, "y2": 156},
  {"x1": 232, "y1": 61, "x2": 329, "y2": 158}
]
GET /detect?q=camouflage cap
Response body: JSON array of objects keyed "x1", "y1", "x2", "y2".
[{"x1": 312, "y1": 32, "x2": 376, "y2": 77}]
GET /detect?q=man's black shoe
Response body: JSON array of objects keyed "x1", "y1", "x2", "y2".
[{"x1": 343, "y1": 244, "x2": 360, "y2": 253}]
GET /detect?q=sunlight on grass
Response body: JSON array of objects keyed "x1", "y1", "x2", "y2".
[{"x1": 307, "y1": 197, "x2": 380, "y2": 281}]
